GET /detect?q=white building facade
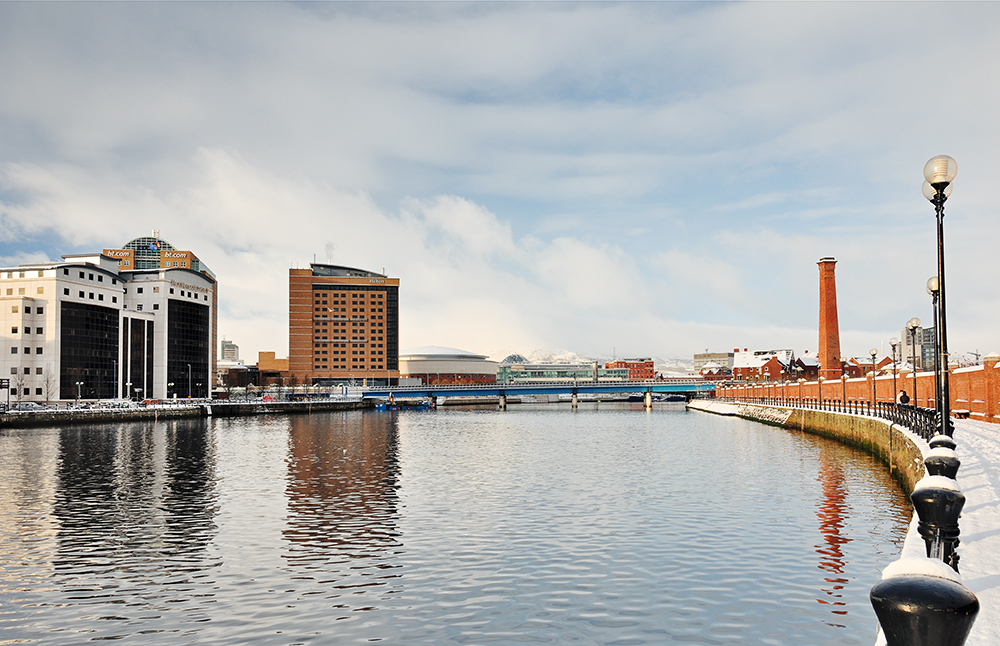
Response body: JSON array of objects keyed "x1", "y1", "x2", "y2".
[{"x1": 0, "y1": 236, "x2": 216, "y2": 404}]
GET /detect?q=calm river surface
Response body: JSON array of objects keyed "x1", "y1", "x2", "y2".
[{"x1": 0, "y1": 404, "x2": 910, "y2": 645}]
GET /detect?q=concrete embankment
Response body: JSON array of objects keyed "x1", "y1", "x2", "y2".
[
  {"x1": 687, "y1": 399, "x2": 926, "y2": 493},
  {"x1": 0, "y1": 399, "x2": 371, "y2": 429}
]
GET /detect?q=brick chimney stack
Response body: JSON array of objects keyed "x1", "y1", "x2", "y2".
[{"x1": 818, "y1": 257, "x2": 843, "y2": 379}]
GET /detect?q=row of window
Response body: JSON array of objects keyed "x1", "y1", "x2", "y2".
[
  {"x1": 63, "y1": 288, "x2": 118, "y2": 303},
  {"x1": 9, "y1": 306, "x2": 43, "y2": 315},
  {"x1": 126, "y1": 286, "x2": 207, "y2": 301},
  {"x1": 64, "y1": 268, "x2": 117, "y2": 285},
  {"x1": 315, "y1": 306, "x2": 385, "y2": 313},
  {"x1": 10, "y1": 347, "x2": 43, "y2": 354},
  {"x1": 5, "y1": 287, "x2": 44, "y2": 296},
  {"x1": 10, "y1": 367, "x2": 44, "y2": 374},
  {"x1": 4, "y1": 270, "x2": 45, "y2": 279},
  {"x1": 11, "y1": 327, "x2": 43, "y2": 335},
  {"x1": 10, "y1": 388, "x2": 45, "y2": 396}
]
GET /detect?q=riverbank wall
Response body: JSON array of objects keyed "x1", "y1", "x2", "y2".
[
  {"x1": 716, "y1": 352, "x2": 1000, "y2": 425},
  {"x1": 687, "y1": 400, "x2": 926, "y2": 494},
  {"x1": 0, "y1": 399, "x2": 371, "y2": 429}
]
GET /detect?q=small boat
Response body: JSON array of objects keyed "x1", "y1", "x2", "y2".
[{"x1": 375, "y1": 399, "x2": 434, "y2": 411}]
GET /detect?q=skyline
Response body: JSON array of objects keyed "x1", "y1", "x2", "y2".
[{"x1": 2, "y1": 3, "x2": 999, "y2": 363}]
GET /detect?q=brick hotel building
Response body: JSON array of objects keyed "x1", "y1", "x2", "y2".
[{"x1": 288, "y1": 264, "x2": 399, "y2": 386}]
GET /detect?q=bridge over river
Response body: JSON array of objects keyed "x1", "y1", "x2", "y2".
[{"x1": 363, "y1": 380, "x2": 716, "y2": 407}]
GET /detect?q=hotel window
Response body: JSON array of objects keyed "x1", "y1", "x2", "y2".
[
  {"x1": 137, "y1": 304, "x2": 143, "y2": 311},
  {"x1": 112, "y1": 279, "x2": 117, "y2": 285},
  {"x1": 10, "y1": 327, "x2": 16, "y2": 334},
  {"x1": 11, "y1": 306, "x2": 16, "y2": 313},
  {"x1": 37, "y1": 287, "x2": 43, "y2": 294},
  {"x1": 169, "y1": 288, "x2": 174, "y2": 294},
  {"x1": 63, "y1": 269, "x2": 69, "y2": 276},
  {"x1": 24, "y1": 327, "x2": 30, "y2": 334},
  {"x1": 10, "y1": 348, "x2": 16, "y2": 354},
  {"x1": 137, "y1": 287, "x2": 143, "y2": 294},
  {"x1": 8, "y1": 367, "x2": 14, "y2": 374},
  {"x1": 98, "y1": 276, "x2": 103, "y2": 282},
  {"x1": 112, "y1": 297, "x2": 117, "y2": 303},
  {"x1": 35, "y1": 328, "x2": 42, "y2": 335},
  {"x1": 36, "y1": 307, "x2": 42, "y2": 314},
  {"x1": 35, "y1": 388, "x2": 42, "y2": 396},
  {"x1": 62, "y1": 287, "x2": 69, "y2": 296},
  {"x1": 36, "y1": 367, "x2": 42, "y2": 374},
  {"x1": 98, "y1": 294, "x2": 104, "y2": 301},
  {"x1": 153, "y1": 286, "x2": 159, "y2": 293},
  {"x1": 35, "y1": 347, "x2": 42, "y2": 354},
  {"x1": 89, "y1": 293, "x2": 94, "y2": 299},
  {"x1": 24, "y1": 307, "x2": 30, "y2": 314},
  {"x1": 152, "y1": 304, "x2": 159, "y2": 310},
  {"x1": 88, "y1": 273, "x2": 93, "y2": 280},
  {"x1": 4, "y1": 289, "x2": 10, "y2": 295},
  {"x1": 18, "y1": 288, "x2": 24, "y2": 295},
  {"x1": 23, "y1": 348, "x2": 29, "y2": 354}
]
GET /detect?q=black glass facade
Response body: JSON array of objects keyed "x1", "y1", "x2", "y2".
[
  {"x1": 60, "y1": 301, "x2": 119, "y2": 400},
  {"x1": 168, "y1": 299, "x2": 210, "y2": 398},
  {"x1": 121, "y1": 317, "x2": 154, "y2": 399}
]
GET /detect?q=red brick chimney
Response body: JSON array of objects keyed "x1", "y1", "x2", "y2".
[{"x1": 818, "y1": 257, "x2": 843, "y2": 379}]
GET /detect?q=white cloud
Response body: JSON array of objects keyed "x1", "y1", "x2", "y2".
[{"x1": 1, "y1": 2, "x2": 1000, "y2": 364}]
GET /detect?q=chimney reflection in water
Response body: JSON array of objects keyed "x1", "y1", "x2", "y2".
[{"x1": 815, "y1": 447, "x2": 850, "y2": 626}]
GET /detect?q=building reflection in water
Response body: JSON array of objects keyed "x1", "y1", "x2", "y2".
[
  {"x1": 815, "y1": 445, "x2": 850, "y2": 625},
  {"x1": 283, "y1": 412, "x2": 402, "y2": 608},
  {"x1": 52, "y1": 420, "x2": 220, "y2": 593}
]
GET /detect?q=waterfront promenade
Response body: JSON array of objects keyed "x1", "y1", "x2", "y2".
[{"x1": 689, "y1": 399, "x2": 999, "y2": 645}]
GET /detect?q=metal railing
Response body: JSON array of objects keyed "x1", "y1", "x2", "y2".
[{"x1": 719, "y1": 396, "x2": 940, "y2": 441}]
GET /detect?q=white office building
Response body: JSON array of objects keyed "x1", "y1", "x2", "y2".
[{"x1": 1, "y1": 235, "x2": 217, "y2": 404}]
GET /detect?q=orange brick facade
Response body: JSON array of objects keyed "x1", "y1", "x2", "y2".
[
  {"x1": 288, "y1": 266, "x2": 399, "y2": 386},
  {"x1": 604, "y1": 359, "x2": 654, "y2": 380}
]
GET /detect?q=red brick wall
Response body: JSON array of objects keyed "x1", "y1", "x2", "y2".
[{"x1": 717, "y1": 357, "x2": 1000, "y2": 424}]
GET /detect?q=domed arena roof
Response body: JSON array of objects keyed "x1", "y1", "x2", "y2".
[
  {"x1": 501, "y1": 353, "x2": 528, "y2": 365},
  {"x1": 399, "y1": 346, "x2": 488, "y2": 361}
]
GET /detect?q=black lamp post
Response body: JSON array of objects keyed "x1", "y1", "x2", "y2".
[
  {"x1": 928, "y1": 276, "x2": 943, "y2": 426},
  {"x1": 923, "y1": 155, "x2": 957, "y2": 435},
  {"x1": 889, "y1": 338, "x2": 899, "y2": 403},
  {"x1": 870, "y1": 348, "x2": 878, "y2": 404},
  {"x1": 908, "y1": 317, "x2": 921, "y2": 406}
]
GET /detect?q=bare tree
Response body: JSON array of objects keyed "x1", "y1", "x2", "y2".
[
  {"x1": 13, "y1": 372, "x2": 26, "y2": 406},
  {"x1": 44, "y1": 371, "x2": 59, "y2": 405}
]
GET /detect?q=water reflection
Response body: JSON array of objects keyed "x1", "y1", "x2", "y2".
[
  {"x1": 816, "y1": 444, "x2": 850, "y2": 624},
  {"x1": 52, "y1": 421, "x2": 219, "y2": 608},
  {"x1": 283, "y1": 412, "x2": 402, "y2": 608}
]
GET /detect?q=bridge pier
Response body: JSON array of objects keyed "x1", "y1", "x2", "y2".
[
  {"x1": 572, "y1": 393, "x2": 578, "y2": 408},
  {"x1": 499, "y1": 394, "x2": 506, "y2": 410},
  {"x1": 644, "y1": 391, "x2": 652, "y2": 409}
]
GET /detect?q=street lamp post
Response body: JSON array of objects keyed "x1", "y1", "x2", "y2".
[
  {"x1": 75, "y1": 381, "x2": 83, "y2": 403},
  {"x1": 889, "y1": 338, "x2": 899, "y2": 403},
  {"x1": 187, "y1": 363, "x2": 192, "y2": 399},
  {"x1": 928, "y1": 276, "x2": 943, "y2": 428},
  {"x1": 907, "y1": 317, "x2": 921, "y2": 407},
  {"x1": 870, "y1": 348, "x2": 878, "y2": 404},
  {"x1": 125, "y1": 381, "x2": 132, "y2": 402},
  {"x1": 923, "y1": 154, "x2": 957, "y2": 435},
  {"x1": 841, "y1": 373, "x2": 847, "y2": 408},
  {"x1": 167, "y1": 382, "x2": 174, "y2": 399}
]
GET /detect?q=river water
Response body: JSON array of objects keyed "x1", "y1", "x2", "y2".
[{"x1": 0, "y1": 404, "x2": 910, "y2": 645}]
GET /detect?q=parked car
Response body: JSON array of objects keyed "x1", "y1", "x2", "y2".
[{"x1": 13, "y1": 402, "x2": 48, "y2": 411}]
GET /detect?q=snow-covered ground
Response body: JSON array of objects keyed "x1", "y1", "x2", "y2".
[{"x1": 947, "y1": 418, "x2": 1000, "y2": 645}]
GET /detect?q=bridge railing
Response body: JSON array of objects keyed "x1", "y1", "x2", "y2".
[
  {"x1": 364, "y1": 379, "x2": 712, "y2": 392},
  {"x1": 718, "y1": 396, "x2": 939, "y2": 441}
]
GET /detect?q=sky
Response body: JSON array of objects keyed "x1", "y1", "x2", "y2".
[{"x1": 1, "y1": 1, "x2": 999, "y2": 367}]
